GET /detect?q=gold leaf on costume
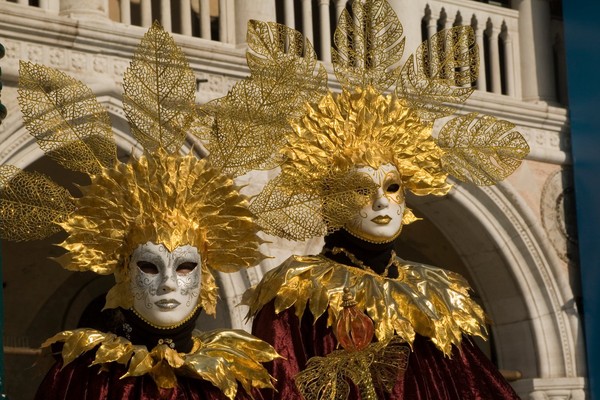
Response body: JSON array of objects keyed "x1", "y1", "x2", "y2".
[
  {"x1": 123, "y1": 21, "x2": 197, "y2": 153},
  {"x1": 243, "y1": 255, "x2": 488, "y2": 356},
  {"x1": 0, "y1": 165, "x2": 75, "y2": 241},
  {"x1": 125, "y1": 348, "x2": 154, "y2": 377},
  {"x1": 200, "y1": 20, "x2": 327, "y2": 176},
  {"x1": 17, "y1": 61, "x2": 117, "y2": 175},
  {"x1": 295, "y1": 339, "x2": 409, "y2": 400},
  {"x1": 60, "y1": 330, "x2": 107, "y2": 365},
  {"x1": 438, "y1": 113, "x2": 530, "y2": 186},
  {"x1": 396, "y1": 26, "x2": 478, "y2": 122},
  {"x1": 332, "y1": 0, "x2": 405, "y2": 93}
]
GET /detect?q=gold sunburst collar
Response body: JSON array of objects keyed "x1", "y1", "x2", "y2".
[{"x1": 243, "y1": 254, "x2": 488, "y2": 356}]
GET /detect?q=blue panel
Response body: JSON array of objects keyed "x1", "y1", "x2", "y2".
[{"x1": 562, "y1": 2, "x2": 600, "y2": 399}]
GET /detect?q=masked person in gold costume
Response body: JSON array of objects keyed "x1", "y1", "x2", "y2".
[
  {"x1": 201, "y1": 0, "x2": 529, "y2": 398},
  {"x1": 0, "y1": 23, "x2": 279, "y2": 400}
]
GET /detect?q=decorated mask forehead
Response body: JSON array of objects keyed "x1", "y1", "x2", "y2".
[{"x1": 129, "y1": 242, "x2": 202, "y2": 328}]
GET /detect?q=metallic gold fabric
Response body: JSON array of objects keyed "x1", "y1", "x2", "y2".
[
  {"x1": 243, "y1": 254, "x2": 488, "y2": 356},
  {"x1": 43, "y1": 328, "x2": 279, "y2": 399}
]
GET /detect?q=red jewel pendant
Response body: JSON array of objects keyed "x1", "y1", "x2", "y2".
[{"x1": 334, "y1": 287, "x2": 375, "y2": 351}]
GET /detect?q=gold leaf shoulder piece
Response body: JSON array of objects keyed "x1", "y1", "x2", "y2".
[
  {"x1": 43, "y1": 328, "x2": 279, "y2": 400},
  {"x1": 123, "y1": 21, "x2": 197, "y2": 153},
  {"x1": 17, "y1": 61, "x2": 117, "y2": 175},
  {"x1": 396, "y1": 26, "x2": 478, "y2": 122},
  {"x1": 437, "y1": 112, "x2": 530, "y2": 185},
  {"x1": 242, "y1": 254, "x2": 488, "y2": 355},
  {"x1": 332, "y1": 0, "x2": 405, "y2": 93},
  {"x1": 0, "y1": 165, "x2": 75, "y2": 241}
]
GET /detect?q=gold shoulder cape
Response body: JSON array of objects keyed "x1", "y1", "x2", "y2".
[
  {"x1": 43, "y1": 328, "x2": 279, "y2": 399},
  {"x1": 243, "y1": 255, "x2": 487, "y2": 355}
]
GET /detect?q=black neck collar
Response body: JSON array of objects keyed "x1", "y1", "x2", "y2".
[{"x1": 323, "y1": 229, "x2": 399, "y2": 278}]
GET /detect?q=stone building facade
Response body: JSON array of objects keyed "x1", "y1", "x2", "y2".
[{"x1": 0, "y1": 0, "x2": 585, "y2": 398}]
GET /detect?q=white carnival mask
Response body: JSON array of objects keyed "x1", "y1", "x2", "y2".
[
  {"x1": 345, "y1": 164, "x2": 405, "y2": 243},
  {"x1": 129, "y1": 242, "x2": 201, "y2": 328}
]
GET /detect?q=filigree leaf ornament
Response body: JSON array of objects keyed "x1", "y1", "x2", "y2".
[
  {"x1": 321, "y1": 169, "x2": 379, "y2": 233},
  {"x1": 437, "y1": 112, "x2": 530, "y2": 185},
  {"x1": 248, "y1": 174, "x2": 326, "y2": 240},
  {"x1": 17, "y1": 61, "x2": 117, "y2": 175},
  {"x1": 0, "y1": 165, "x2": 75, "y2": 241},
  {"x1": 396, "y1": 25, "x2": 478, "y2": 122},
  {"x1": 332, "y1": 0, "x2": 405, "y2": 93},
  {"x1": 123, "y1": 21, "x2": 197, "y2": 154},
  {"x1": 201, "y1": 20, "x2": 327, "y2": 175}
]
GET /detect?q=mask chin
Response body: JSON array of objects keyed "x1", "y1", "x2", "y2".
[{"x1": 343, "y1": 224, "x2": 403, "y2": 244}]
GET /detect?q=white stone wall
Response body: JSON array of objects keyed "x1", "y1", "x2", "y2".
[{"x1": 0, "y1": 0, "x2": 585, "y2": 399}]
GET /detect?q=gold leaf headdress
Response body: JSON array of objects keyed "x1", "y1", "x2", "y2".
[
  {"x1": 202, "y1": 0, "x2": 529, "y2": 241},
  {"x1": 0, "y1": 22, "x2": 263, "y2": 315}
]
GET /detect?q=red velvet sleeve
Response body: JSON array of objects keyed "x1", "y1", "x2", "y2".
[
  {"x1": 394, "y1": 335, "x2": 520, "y2": 400},
  {"x1": 250, "y1": 300, "x2": 338, "y2": 399}
]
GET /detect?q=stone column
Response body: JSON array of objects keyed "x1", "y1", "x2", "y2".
[
  {"x1": 141, "y1": 0, "x2": 152, "y2": 27},
  {"x1": 284, "y1": 0, "x2": 295, "y2": 29},
  {"x1": 59, "y1": 0, "x2": 109, "y2": 19},
  {"x1": 160, "y1": 0, "x2": 172, "y2": 31},
  {"x1": 200, "y1": 0, "x2": 211, "y2": 39},
  {"x1": 319, "y1": 0, "x2": 331, "y2": 62},
  {"x1": 515, "y1": 0, "x2": 556, "y2": 102},
  {"x1": 180, "y1": 0, "x2": 192, "y2": 36},
  {"x1": 235, "y1": 0, "x2": 277, "y2": 45},
  {"x1": 120, "y1": 0, "x2": 131, "y2": 25},
  {"x1": 388, "y1": 0, "x2": 425, "y2": 61},
  {"x1": 302, "y1": 0, "x2": 314, "y2": 44},
  {"x1": 474, "y1": 18, "x2": 487, "y2": 91},
  {"x1": 488, "y1": 25, "x2": 502, "y2": 94},
  {"x1": 503, "y1": 32, "x2": 516, "y2": 96}
]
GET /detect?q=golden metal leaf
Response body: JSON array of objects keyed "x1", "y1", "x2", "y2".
[
  {"x1": 332, "y1": 0, "x2": 405, "y2": 93},
  {"x1": 396, "y1": 26, "x2": 478, "y2": 122},
  {"x1": 201, "y1": 20, "x2": 327, "y2": 176},
  {"x1": 123, "y1": 21, "x2": 197, "y2": 153},
  {"x1": 438, "y1": 113, "x2": 530, "y2": 185},
  {"x1": 0, "y1": 165, "x2": 75, "y2": 241},
  {"x1": 43, "y1": 328, "x2": 278, "y2": 399},
  {"x1": 17, "y1": 61, "x2": 117, "y2": 175},
  {"x1": 243, "y1": 254, "x2": 488, "y2": 356}
]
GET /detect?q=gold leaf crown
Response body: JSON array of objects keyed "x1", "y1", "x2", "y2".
[
  {"x1": 201, "y1": 0, "x2": 530, "y2": 241},
  {"x1": 0, "y1": 22, "x2": 264, "y2": 315}
]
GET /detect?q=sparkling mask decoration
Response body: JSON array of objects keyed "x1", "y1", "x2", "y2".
[
  {"x1": 130, "y1": 242, "x2": 202, "y2": 328},
  {"x1": 345, "y1": 164, "x2": 412, "y2": 243},
  {"x1": 199, "y1": 0, "x2": 529, "y2": 242},
  {"x1": 0, "y1": 22, "x2": 264, "y2": 323}
]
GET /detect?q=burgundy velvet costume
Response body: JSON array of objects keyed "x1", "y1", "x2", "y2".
[
  {"x1": 35, "y1": 349, "x2": 251, "y2": 400},
  {"x1": 250, "y1": 231, "x2": 520, "y2": 399}
]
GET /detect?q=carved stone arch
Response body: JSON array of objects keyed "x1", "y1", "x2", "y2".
[{"x1": 406, "y1": 180, "x2": 584, "y2": 382}]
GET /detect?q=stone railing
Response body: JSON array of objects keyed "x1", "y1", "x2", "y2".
[{"x1": 7, "y1": 0, "x2": 520, "y2": 95}]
